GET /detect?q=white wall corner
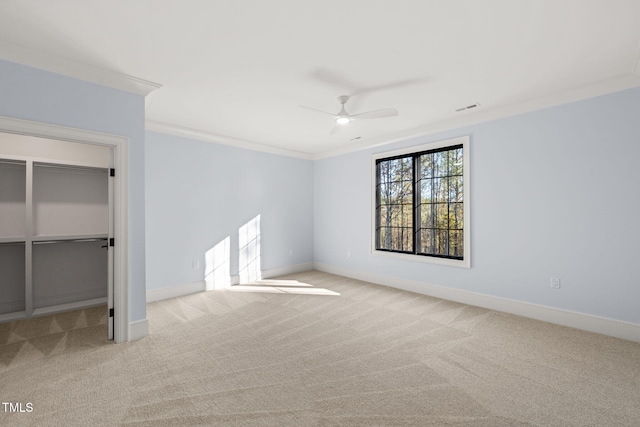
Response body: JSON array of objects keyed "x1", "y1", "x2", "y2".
[
  {"x1": 128, "y1": 318, "x2": 149, "y2": 341},
  {"x1": 146, "y1": 281, "x2": 206, "y2": 303},
  {"x1": 313, "y1": 263, "x2": 640, "y2": 343}
]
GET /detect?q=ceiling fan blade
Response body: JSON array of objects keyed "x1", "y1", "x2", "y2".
[
  {"x1": 309, "y1": 68, "x2": 362, "y2": 94},
  {"x1": 351, "y1": 77, "x2": 428, "y2": 97},
  {"x1": 351, "y1": 108, "x2": 399, "y2": 120},
  {"x1": 300, "y1": 105, "x2": 336, "y2": 117}
]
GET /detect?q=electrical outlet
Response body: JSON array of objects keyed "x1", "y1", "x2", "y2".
[
  {"x1": 192, "y1": 260, "x2": 199, "y2": 269},
  {"x1": 550, "y1": 277, "x2": 560, "y2": 289}
]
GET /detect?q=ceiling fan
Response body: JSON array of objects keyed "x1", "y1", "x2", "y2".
[{"x1": 301, "y1": 95, "x2": 399, "y2": 135}]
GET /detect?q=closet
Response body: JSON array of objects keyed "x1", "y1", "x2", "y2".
[{"x1": 0, "y1": 133, "x2": 111, "y2": 335}]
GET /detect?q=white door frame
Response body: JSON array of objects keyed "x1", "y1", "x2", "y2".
[
  {"x1": 0, "y1": 115, "x2": 130, "y2": 343},
  {"x1": 108, "y1": 149, "x2": 115, "y2": 340}
]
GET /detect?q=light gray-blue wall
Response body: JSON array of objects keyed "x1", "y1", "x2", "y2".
[
  {"x1": 0, "y1": 59, "x2": 147, "y2": 323},
  {"x1": 145, "y1": 131, "x2": 314, "y2": 290},
  {"x1": 314, "y1": 87, "x2": 640, "y2": 324},
  {"x1": 4, "y1": 54, "x2": 638, "y2": 328}
]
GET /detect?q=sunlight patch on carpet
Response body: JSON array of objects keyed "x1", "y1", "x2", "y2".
[{"x1": 226, "y1": 279, "x2": 340, "y2": 296}]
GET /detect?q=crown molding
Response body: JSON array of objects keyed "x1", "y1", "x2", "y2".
[
  {"x1": 314, "y1": 72, "x2": 640, "y2": 160},
  {"x1": 0, "y1": 41, "x2": 161, "y2": 97},
  {"x1": 145, "y1": 120, "x2": 314, "y2": 160},
  {"x1": 148, "y1": 72, "x2": 640, "y2": 162},
  {"x1": 0, "y1": 115, "x2": 129, "y2": 146}
]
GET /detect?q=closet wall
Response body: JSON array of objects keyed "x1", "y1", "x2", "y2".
[{"x1": 0, "y1": 133, "x2": 110, "y2": 322}]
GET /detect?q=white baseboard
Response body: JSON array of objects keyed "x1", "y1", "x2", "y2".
[
  {"x1": 314, "y1": 262, "x2": 640, "y2": 343},
  {"x1": 32, "y1": 297, "x2": 107, "y2": 317},
  {"x1": 146, "y1": 281, "x2": 206, "y2": 303},
  {"x1": 34, "y1": 289, "x2": 107, "y2": 308},
  {"x1": 146, "y1": 263, "x2": 315, "y2": 303},
  {"x1": 262, "y1": 262, "x2": 315, "y2": 279},
  {"x1": 229, "y1": 263, "x2": 314, "y2": 285},
  {"x1": 128, "y1": 318, "x2": 148, "y2": 341}
]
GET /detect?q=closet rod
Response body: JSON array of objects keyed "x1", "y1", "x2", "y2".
[
  {"x1": 32, "y1": 238, "x2": 108, "y2": 245},
  {"x1": 33, "y1": 162, "x2": 108, "y2": 173}
]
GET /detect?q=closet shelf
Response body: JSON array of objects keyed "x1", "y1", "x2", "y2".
[
  {"x1": 1, "y1": 144, "x2": 110, "y2": 324},
  {"x1": 0, "y1": 236, "x2": 26, "y2": 244},
  {"x1": 31, "y1": 233, "x2": 108, "y2": 243}
]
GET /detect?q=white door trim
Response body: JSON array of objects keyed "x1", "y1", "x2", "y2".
[
  {"x1": 0, "y1": 115, "x2": 130, "y2": 343},
  {"x1": 108, "y1": 149, "x2": 115, "y2": 340}
]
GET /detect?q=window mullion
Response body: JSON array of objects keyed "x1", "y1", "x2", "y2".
[
  {"x1": 374, "y1": 138, "x2": 467, "y2": 263},
  {"x1": 413, "y1": 154, "x2": 420, "y2": 254},
  {"x1": 375, "y1": 163, "x2": 380, "y2": 248}
]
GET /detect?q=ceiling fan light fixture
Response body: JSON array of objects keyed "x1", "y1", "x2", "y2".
[{"x1": 301, "y1": 94, "x2": 397, "y2": 135}]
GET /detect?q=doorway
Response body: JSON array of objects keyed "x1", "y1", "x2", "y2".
[{"x1": 0, "y1": 115, "x2": 129, "y2": 342}]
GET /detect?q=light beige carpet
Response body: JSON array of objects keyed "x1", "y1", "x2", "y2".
[{"x1": 1, "y1": 270, "x2": 639, "y2": 426}]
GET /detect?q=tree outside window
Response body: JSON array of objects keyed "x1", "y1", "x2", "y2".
[{"x1": 375, "y1": 143, "x2": 464, "y2": 261}]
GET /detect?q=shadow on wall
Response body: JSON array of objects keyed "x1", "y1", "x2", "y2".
[{"x1": 204, "y1": 214, "x2": 261, "y2": 290}]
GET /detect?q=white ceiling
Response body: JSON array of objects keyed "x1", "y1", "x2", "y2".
[{"x1": 1, "y1": 0, "x2": 640, "y2": 158}]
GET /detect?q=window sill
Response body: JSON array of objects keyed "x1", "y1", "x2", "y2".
[{"x1": 371, "y1": 249, "x2": 470, "y2": 268}]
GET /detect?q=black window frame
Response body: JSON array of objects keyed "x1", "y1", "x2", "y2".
[{"x1": 375, "y1": 143, "x2": 465, "y2": 261}]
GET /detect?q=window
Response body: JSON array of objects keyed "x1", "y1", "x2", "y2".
[{"x1": 372, "y1": 136, "x2": 470, "y2": 267}]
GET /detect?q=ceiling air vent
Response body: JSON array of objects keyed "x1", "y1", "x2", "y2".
[{"x1": 455, "y1": 103, "x2": 480, "y2": 112}]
